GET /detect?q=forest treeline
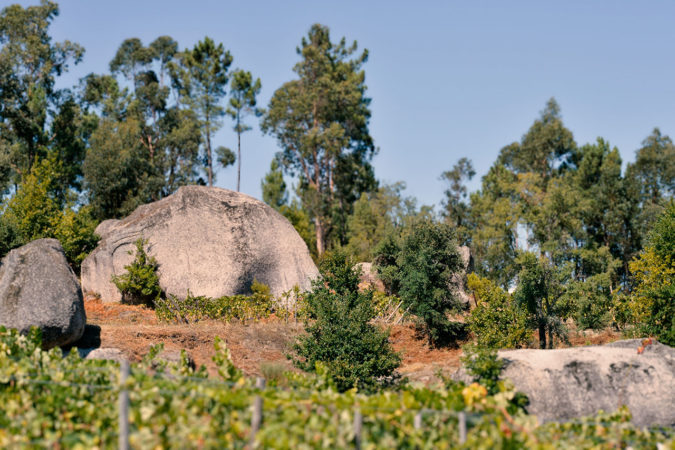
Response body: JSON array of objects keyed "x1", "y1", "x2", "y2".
[{"x1": 0, "y1": 2, "x2": 673, "y2": 346}]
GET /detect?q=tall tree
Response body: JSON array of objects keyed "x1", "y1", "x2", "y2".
[
  {"x1": 440, "y1": 157, "x2": 475, "y2": 244},
  {"x1": 262, "y1": 24, "x2": 375, "y2": 256},
  {"x1": 498, "y1": 98, "x2": 577, "y2": 184},
  {"x1": 109, "y1": 38, "x2": 153, "y2": 91},
  {"x1": 261, "y1": 158, "x2": 287, "y2": 210},
  {"x1": 172, "y1": 37, "x2": 233, "y2": 186},
  {"x1": 0, "y1": 0, "x2": 84, "y2": 189},
  {"x1": 226, "y1": 69, "x2": 262, "y2": 192}
]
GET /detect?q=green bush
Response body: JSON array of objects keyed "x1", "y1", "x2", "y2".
[
  {"x1": 628, "y1": 202, "x2": 675, "y2": 345},
  {"x1": 466, "y1": 274, "x2": 530, "y2": 349},
  {"x1": 461, "y1": 344, "x2": 505, "y2": 395},
  {"x1": 293, "y1": 250, "x2": 401, "y2": 392},
  {"x1": 375, "y1": 220, "x2": 465, "y2": 346},
  {"x1": 111, "y1": 238, "x2": 162, "y2": 306},
  {"x1": 0, "y1": 157, "x2": 99, "y2": 273},
  {"x1": 154, "y1": 281, "x2": 275, "y2": 324}
]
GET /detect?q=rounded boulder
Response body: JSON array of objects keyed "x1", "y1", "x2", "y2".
[{"x1": 81, "y1": 186, "x2": 319, "y2": 302}]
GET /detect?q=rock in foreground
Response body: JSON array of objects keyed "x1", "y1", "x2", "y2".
[
  {"x1": 82, "y1": 186, "x2": 319, "y2": 302},
  {"x1": 458, "y1": 339, "x2": 675, "y2": 427},
  {"x1": 0, "y1": 239, "x2": 86, "y2": 348}
]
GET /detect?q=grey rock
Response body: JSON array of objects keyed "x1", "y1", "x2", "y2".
[
  {"x1": 0, "y1": 239, "x2": 86, "y2": 349},
  {"x1": 454, "y1": 339, "x2": 675, "y2": 427},
  {"x1": 355, "y1": 262, "x2": 385, "y2": 292},
  {"x1": 81, "y1": 186, "x2": 319, "y2": 302},
  {"x1": 452, "y1": 246, "x2": 473, "y2": 307},
  {"x1": 79, "y1": 347, "x2": 126, "y2": 363},
  {"x1": 153, "y1": 349, "x2": 196, "y2": 371}
]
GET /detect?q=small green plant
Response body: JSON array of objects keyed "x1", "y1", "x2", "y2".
[
  {"x1": 259, "y1": 362, "x2": 288, "y2": 386},
  {"x1": 461, "y1": 344, "x2": 505, "y2": 396},
  {"x1": 154, "y1": 281, "x2": 275, "y2": 324},
  {"x1": 466, "y1": 273, "x2": 529, "y2": 349},
  {"x1": 292, "y1": 250, "x2": 401, "y2": 392},
  {"x1": 111, "y1": 238, "x2": 162, "y2": 306}
]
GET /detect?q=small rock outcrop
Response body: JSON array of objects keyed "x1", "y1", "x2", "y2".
[
  {"x1": 455, "y1": 339, "x2": 675, "y2": 427},
  {"x1": 81, "y1": 186, "x2": 319, "y2": 302},
  {"x1": 79, "y1": 347, "x2": 126, "y2": 363},
  {"x1": 355, "y1": 262, "x2": 385, "y2": 292},
  {"x1": 452, "y1": 246, "x2": 473, "y2": 307},
  {"x1": 0, "y1": 239, "x2": 86, "y2": 348}
]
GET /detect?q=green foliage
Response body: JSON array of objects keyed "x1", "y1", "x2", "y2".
[
  {"x1": 261, "y1": 158, "x2": 288, "y2": 210},
  {"x1": 172, "y1": 36, "x2": 233, "y2": 186},
  {"x1": 111, "y1": 238, "x2": 162, "y2": 306},
  {"x1": 0, "y1": 327, "x2": 672, "y2": 448},
  {"x1": 0, "y1": 156, "x2": 98, "y2": 273},
  {"x1": 441, "y1": 157, "x2": 476, "y2": 245},
  {"x1": 461, "y1": 345, "x2": 505, "y2": 395},
  {"x1": 279, "y1": 200, "x2": 317, "y2": 260},
  {"x1": 154, "y1": 281, "x2": 275, "y2": 324},
  {"x1": 0, "y1": 1, "x2": 84, "y2": 191},
  {"x1": 627, "y1": 202, "x2": 675, "y2": 345},
  {"x1": 293, "y1": 250, "x2": 401, "y2": 392},
  {"x1": 345, "y1": 182, "x2": 414, "y2": 262},
  {"x1": 375, "y1": 220, "x2": 465, "y2": 346},
  {"x1": 262, "y1": 24, "x2": 376, "y2": 255},
  {"x1": 227, "y1": 69, "x2": 262, "y2": 191},
  {"x1": 83, "y1": 116, "x2": 155, "y2": 220},
  {"x1": 466, "y1": 274, "x2": 530, "y2": 349},
  {"x1": 514, "y1": 252, "x2": 569, "y2": 349}
]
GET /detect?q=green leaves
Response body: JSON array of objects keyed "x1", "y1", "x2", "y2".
[
  {"x1": 262, "y1": 24, "x2": 375, "y2": 255},
  {"x1": 111, "y1": 238, "x2": 162, "y2": 306},
  {"x1": 0, "y1": 326, "x2": 672, "y2": 447},
  {"x1": 375, "y1": 220, "x2": 465, "y2": 346},
  {"x1": 293, "y1": 250, "x2": 401, "y2": 392}
]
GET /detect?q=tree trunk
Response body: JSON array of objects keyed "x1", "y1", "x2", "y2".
[
  {"x1": 236, "y1": 120, "x2": 241, "y2": 192},
  {"x1": 315, "y1": 217, "x2": 326, "y2": 256},
  {"x1": 538, "y1": 320, "x2": 547, "y2": 349},
  {"x1": 548, "y1": 326, "x2": 554, "y2": 349},
  {"x1": 206, "y1": 128, "x2": 213, "y2": 187}
]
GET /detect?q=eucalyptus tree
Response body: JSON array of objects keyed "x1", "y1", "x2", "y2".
[
  {"x1": 172, "y1": 37, "x2": 233, "y2": 186},
  {"x1": 0, "y1": 0, "x2": 84, "y2": 189},
  {"x1": 440, "y1": 157, "x2": 475, "y2": 245},
  {"x1": 262, "y1": 24, "x2": 376, "y2": 255},
  {"x1": 226, "y1": 69, "x2": 262, "y2": 191}
]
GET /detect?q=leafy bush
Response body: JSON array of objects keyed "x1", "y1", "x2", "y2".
[
  {"x1": 461, "y1": 344, "x2": 505, "y2": 395},
  {"x1": 154, "y1": 281, "x2": 274, "y2": 324},
  {"x1": 0, "y1": 157, "x2": 99, "y2": 273},
  {"x1": 293, "y1": 250, "x2": 401, "y2": 392},
  {"x1": 375, "y1": 220, "x2": 465, "y2": 346},
  {"x1": 0, "y1": 326, "x2": 672, "y2": 448},
  {"x1": 111, "y1": 238, "x2": 162, "y2": 306},
  {"x1": 466, "y1": 274, "x2": 530, "y2": 349},
  {"x1": 627, "y1": 202, "x2": 675, "y2": 345}
]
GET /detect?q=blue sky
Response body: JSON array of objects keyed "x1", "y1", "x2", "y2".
[{"x1": 19, "y1": 0, "x2": 675, "y2": 207}]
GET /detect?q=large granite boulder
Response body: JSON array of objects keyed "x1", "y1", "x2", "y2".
[
  {"x1": 455, "y1": 339, "x2": 675, "y2": 426},
  {"x1": 81, "y1": 186, "x2": 319, "y2": 302},
  {"x1": 0, "y1": 239, "x2": 86, "y2": 348}
]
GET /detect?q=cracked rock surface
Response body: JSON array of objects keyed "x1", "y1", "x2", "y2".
[
  {"x1": 455, "y1": 339, "x2": 675, "y2": 427},
  {"x1": 81, "y1": 186, "x2": 318, "y2": 303}
]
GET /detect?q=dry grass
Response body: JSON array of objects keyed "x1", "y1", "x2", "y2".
[{"x1": 82, "y1": 297, "x2": 622, "y2": 385}]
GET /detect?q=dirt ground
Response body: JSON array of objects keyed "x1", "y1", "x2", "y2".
[{"x1": 80, "y1": 297, "x2": 621, "y2": 385}]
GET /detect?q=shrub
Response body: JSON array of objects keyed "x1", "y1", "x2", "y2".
[
  {"x1": 292, "y1": 250, "x2": 401, "y2": 392},
  {"x1": 375, "y1": 220, "x2": 465, "y2": 346},
  {"x1": 154, "y1": 281, "x2": 274, "y2": 324},
  {"x1": 111, "y1": 238, "x2": 162, "y2": 306},
  {"x1": 466, "y1": 274, "x2": 529, "y2": 349},
  {"x1": 628, "y1": 202, "x2": 675, "y2": 345}
]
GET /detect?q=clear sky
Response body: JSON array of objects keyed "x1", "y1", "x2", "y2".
[{"x1": 17, "y1": 0, "x2": 675, "y2": 208}]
